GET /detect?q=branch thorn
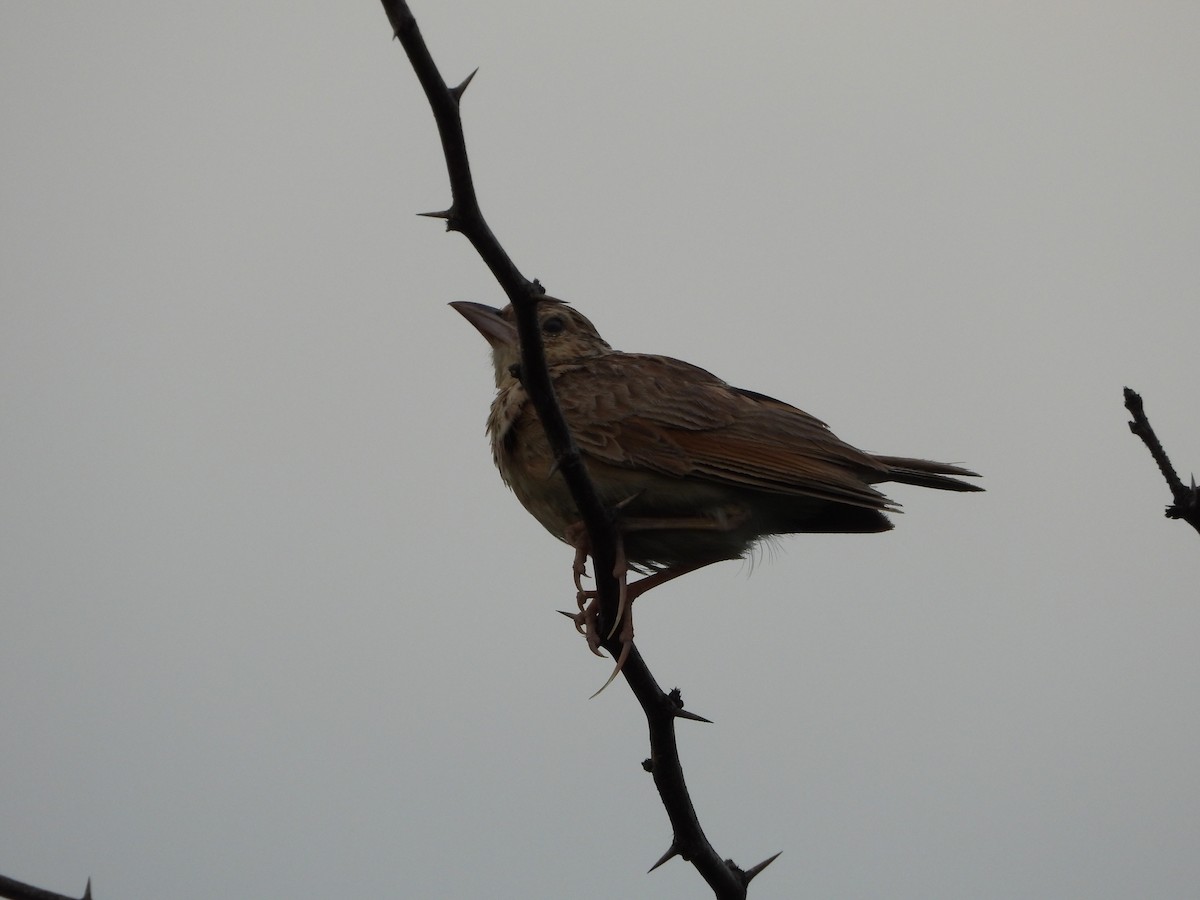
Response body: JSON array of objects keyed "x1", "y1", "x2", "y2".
[
  {"x1": 588, "y1": 648, "x2": 628, "y2": 699},
  {"x1": 743, "y1": 851, "x2": 782, "y2": 884},
  {"x1": 648, "y1": 841, "x2": 682, "y2": 872},
  {"x1": 450, "y1": 67, "x2": 479, "y2": 101}
]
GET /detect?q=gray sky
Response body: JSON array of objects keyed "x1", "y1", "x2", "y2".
[{"x1": 3, "y1": 3, "x2": 1199, "y2": 898}]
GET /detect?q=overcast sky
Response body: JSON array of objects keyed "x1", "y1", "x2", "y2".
[{"x1": 3, "y1": 3, "x2": 1199, "y2": 899}]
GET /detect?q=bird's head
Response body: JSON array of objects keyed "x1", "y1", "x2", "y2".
[{"x1": 451, "y1": 297, "x2": 612, "y2": 387}]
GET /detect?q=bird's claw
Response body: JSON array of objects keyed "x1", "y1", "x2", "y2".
[
  {"x1": 605, "y1": 538, "x2": 630, "y2": 641},
  {"x1": 573, "y1": 591, "x2": 607, "y2": 658},
  {"x1": 567, "y1": 521, "x2": 636, "y2": 694},
  {"x1": 575, "y1": 582, "x2": 636, "y2": 687},
  {"x1": 589, "y1": 611, "x2": 634, "y2": 699}
]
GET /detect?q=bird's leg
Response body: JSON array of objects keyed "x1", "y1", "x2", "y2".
[
  {"x1": 564, "y1": 520, "x2": 637, "y2": 677},
  {"x1": 627, "y1": 555, "x2": 729, "y2": 595},
  {"x1": 570, "y1": 506, "x2": 750, "y2": 629},
  {"x1": 581, "y1": 552, "x2": 735, "y2": 698},
  {"x1": 564, "y1": 523, "x2": 606, "y2": 658},
  {"x1": 587, "y1": 529, "x2": 637, "y2": 697},
  {"x1": 566, "y1": 508, "x2": 744, "y2": 696}
]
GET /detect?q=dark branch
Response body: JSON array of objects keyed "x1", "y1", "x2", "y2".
[
  {"x1": 1124, "y1": 388, "x2": 1200, "y2": 536},
  {"x1": 381, "y1": 0, "x2": 620, "y2": 631},
  {"x1": 379, "y1": 2, "x2": 771, "y2": 895},
  {"x1": 0, "y1": 874, "x2": 91, "y2": 900}
]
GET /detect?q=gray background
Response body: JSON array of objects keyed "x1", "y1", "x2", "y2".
[{"x1": 3, "y1": 3, "x2": 1198, "y2": 898}]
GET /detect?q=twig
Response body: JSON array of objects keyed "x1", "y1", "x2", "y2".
[
  {"x1": 379, "y1": 3, "x2": 778, "y2": 895},
  {"x1": 1124, "y1": 387, "x2": 1200, "y2": 536}
]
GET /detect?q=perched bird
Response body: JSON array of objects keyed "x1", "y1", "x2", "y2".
[{"x1": 453, "y1": 297, "x2": 981, "y2": 684}]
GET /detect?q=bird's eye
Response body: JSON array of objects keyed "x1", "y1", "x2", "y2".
[{"x1": 542, "y1": 316, "x2": 565, "y2": 335}]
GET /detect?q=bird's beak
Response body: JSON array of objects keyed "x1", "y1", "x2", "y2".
[{"x1": 450, "y1": 301, "x2": 517, "y2": 350}]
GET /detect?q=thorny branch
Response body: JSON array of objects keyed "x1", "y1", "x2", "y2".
[
  {"x1": 379, "y1": 2, "x2": 778, "y2": 895},
  {"x1": 1124, "y1": 388, "x2": 1200, "y2": 537}
]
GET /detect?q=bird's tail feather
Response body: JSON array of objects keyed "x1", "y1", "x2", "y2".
[{"x1": 875, "y1": 456, "x2": 983, "y2": 493}]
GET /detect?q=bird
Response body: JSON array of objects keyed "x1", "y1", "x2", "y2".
[{"x1": 452, "y1": 296, "x2": 981, "y2": 688}]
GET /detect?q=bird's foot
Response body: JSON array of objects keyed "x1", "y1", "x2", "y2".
[
  {"x1": 608, "y1": 533, "x2": 630, "y2": 640},
  {"x1": 590, "y1": 541, "x2": 638, "y2": 696},
  {"x1": 570, "y1": 530, "x2": 637, "y2": 690},
  {"x1": 568, "y1": 586, "x2": 636, "y2": 696},
  {"x1": 572, "y1": 590, "x2": 607, "y2": 658}
]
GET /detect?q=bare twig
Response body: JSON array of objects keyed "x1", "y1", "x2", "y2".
[
  {"x1": 379, "y1": 3, "x2": 776, "y2": 895},
  {"x1": 1124, "y1": 387, "x2": 1200, "y2": 536}
]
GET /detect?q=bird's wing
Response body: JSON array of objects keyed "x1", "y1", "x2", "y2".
[{"x1": 553, "y1": 353, "x2": 892, "y2": 510}]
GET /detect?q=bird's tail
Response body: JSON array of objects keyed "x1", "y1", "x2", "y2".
[{"x1": 875, "y1": 456, "x2": 983, "y2": 492}]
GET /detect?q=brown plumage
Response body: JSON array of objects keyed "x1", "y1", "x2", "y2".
[{"x1": 452, "y1": 297, "x2": 981, "y2": 684}]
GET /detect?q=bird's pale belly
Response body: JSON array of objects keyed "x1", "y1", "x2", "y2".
[{"x1": 499, "y1": 444, "x2": 857, "y2": 570}]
